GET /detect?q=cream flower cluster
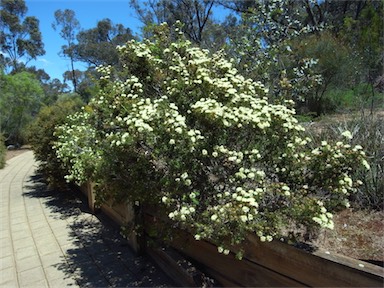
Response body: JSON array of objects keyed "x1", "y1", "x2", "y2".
[
  {"x1": 55, "y1": 112, "x2": 100, "y2": 184},
  {"x1": 312, "y1": 201, "x2": 334, "y2": 230}
]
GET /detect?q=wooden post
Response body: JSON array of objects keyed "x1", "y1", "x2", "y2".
[
  {"x1": 100, "y1": 201, "x2": 141, "y2": 254},
  {"x1": 87, "y1": 181, "x2": 95, "y2": 213}
]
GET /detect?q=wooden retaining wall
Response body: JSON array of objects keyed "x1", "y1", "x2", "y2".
[
  {"x1": 81, "y1": 183, "x2": 384, "y2": 287},
  {"x1": 79, "y1": 183, "x2": 140, "y2": 253},
  {"x1": 172, "y1": 228, "x2": 384, "y2": 287}
]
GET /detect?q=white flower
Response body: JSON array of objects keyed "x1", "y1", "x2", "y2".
[
  {"x1": 211, "y1": 214, "x2": 218, "y2": 221},
  {"x1": 341, "y1": 130, "x2": 353, "y2": 140},
  {"x1": 169, "y1": 139, "x2": 176, "y2": 145},
  {"x1": 321, "y1": 207, "x2": 327, "y2": 213},
  {"x1": 326, "y1": 220, "x2": 334, "y2": 230},
  {"x1": 247, "y1": 172, "x2": 255, "y2": 179},
  {"x1": 362, "y1": 159, "x2": 370, "y2": 170},
  {"x1": 242, "y1": 206, "x2": 250, "y2": 213},
  {"x1": 240, "y1": 215, "x2": 248, "y2": 222},
  {"x1": 256, "y1": 170, "x2": 265, "y2": 177},
  {"x1": 202, "y1": 149, "x2": 208, "y2": 155},
  {"x1": 353, "y1": 145, "x2": 363, "y2": 151},
  {"x1": 175, "y1": 127, "x2": 183, "y2": 134},
  {"x1": 311, "y1": 148, "x2": 321, "y2": 155},
  {"x1": 312, "y1": 217, "x2": 322, "y2": 225}
]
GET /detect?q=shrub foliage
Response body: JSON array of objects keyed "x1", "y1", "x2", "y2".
[
  {"x1": 0, "y1": 134, "x2": 6, "y2": 169},
  {"x1": 306, "y1": 114, "x2": 383, "y2": 210},
  {"x1": 28, "y1": 96, "x2": 83, "y2": 186},
  {"x1": 54, "y1": 24, "x2": 369, "y2": 256}
]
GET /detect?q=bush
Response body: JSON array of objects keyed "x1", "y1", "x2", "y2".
[
  {"x1": 0, "y1": 134, "x2": 6, "y2": 169},
  {"x1": 54, "y1": 23, "x2": 369, "y2": 257},
  {"x1": 28, "y1": 95, "x2": 83, "y2": 186},
  {"x1": 306, "y1": 114, "x2": 383, "y2": 210},
  {"x1": 323, "y1": 85, "x2": 384, "y2": 113}
]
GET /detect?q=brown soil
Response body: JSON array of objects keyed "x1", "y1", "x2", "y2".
[{"x1": 314, "y1": 209, "x2": 384, "y2": 264}]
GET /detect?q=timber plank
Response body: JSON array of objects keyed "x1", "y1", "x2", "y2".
[
  {"x1": 147, "y1": 247, "x2": 197, "y2": 287},
  {"x1": 171, "y1": 231, "x2": 306, "y2": 287},
  {"x1": 243, "y1": 235, "x2": 384, "y2": 287}
]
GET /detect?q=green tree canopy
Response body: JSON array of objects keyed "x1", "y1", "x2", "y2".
[
  {"x1": 0, "y1": 0, "x2": 45, "y2": 72},
  {"x1": 130, "y1": 0, "x2": 216, "y2": 45},
  {"x1": 0, "y1": 71, "x2": 44, "y2": 143},
  {"x1": 73, "y1": 18, "x2": 135, "y2": 66},
  {"x1": 52, "y1": 9, "x2": 81, "y2": 92}
]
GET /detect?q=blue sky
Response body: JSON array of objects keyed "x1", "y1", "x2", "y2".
[
  {"x1": 24, "y1": 0, "x2": 230, "y2": 83},
  {"x1": 25, "y1": 0, "x2": 145, "y2": 81}
]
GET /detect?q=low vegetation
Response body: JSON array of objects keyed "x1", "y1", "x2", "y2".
[
  {"x1": 0, "y1": 134, "x2": 6, "y2": 169},
  {"x1": 27, "y1": 95, "x2": 83, "y2": 186},
  {"x1": 305, "y1": 112, "x2": 383, "y2": 210}
]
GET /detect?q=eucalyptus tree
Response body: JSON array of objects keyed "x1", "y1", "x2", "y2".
[
  {"x1": 62, "y1": 69, "x2": 97, "y2": 103},
  {"x1": 52, "y1": 9, "x2": 81, "y2": 92},
  {"x1": 0, "y1": 0, "x2": 45, "y2": 72},
  {"x1": 73, "y1": 18, "x2": 135, "y2": 67},
  {"x1": 130, "y1": 0, "x2": 216, "y2": 45},
  {"x1": 325, "y1": 0, "x2": 384, "y2": 103}
]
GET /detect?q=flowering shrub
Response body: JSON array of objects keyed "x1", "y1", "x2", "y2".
[
  {"x1": 306, "y1": 115, "x2": 383, "y2": 210},
  {"x1": 55, "y1": 23, "x2": 369, "y2": 257},
  {"x1": 28, "y1": 97, "x2": 83, "y2": 186},
  {"x1": 54, "y1": 111, "x2": 100, "y2": 184}
]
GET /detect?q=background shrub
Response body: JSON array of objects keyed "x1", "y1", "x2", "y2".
[
  {"x1": 28, "y1": 95, "x2": 83, "y2": 187},
  {"x1": 323, "y1": 85, "x2": 384, "y2": 113},
  {"x1": 305, "y1": 113, "x2": 383, "y2": 210},
  {"x1": 0, "y1": 134, "x2": 6, "y2": 169}
]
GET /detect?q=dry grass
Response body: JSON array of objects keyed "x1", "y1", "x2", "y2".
[{"x1": 305, "y1": 109, "x2": 384, "y2": 134}]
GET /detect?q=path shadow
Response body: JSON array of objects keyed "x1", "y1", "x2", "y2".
[{"x1": 23, "y1": 172, "x2": 176, "y2": 287}]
